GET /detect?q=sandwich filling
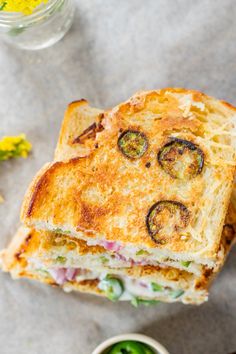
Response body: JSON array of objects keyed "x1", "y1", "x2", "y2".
[
  {"x1": 26, "y1": 261, "x2": 207, "y2": 305},
  {"x1": 0, "y1": 226, "x2": 209, "y2": 305},
  {"x1": 40, "y1": 228, "x2": 227, "y2": 274},
  {"x1": 36, "y1": 231, "x2": 205, "y2": 275}
]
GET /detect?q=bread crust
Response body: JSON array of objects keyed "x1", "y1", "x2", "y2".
[
  {"x1": 55, "y1": 99, "x2": 103, "y2": 161},
  {"x1": 1, "y1": 226, "x2": 35, "y2": 272}
]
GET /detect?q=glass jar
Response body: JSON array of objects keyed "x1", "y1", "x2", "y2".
[{"x1": 0, "y1": 0, "x2": 75, "y2": 50}]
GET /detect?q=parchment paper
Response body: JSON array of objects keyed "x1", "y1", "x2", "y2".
[{"x1": 1, "y1": 1, "x2": 236, "y2": 353}]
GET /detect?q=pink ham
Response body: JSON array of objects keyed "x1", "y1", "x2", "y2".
[
  {"x1": 49, "y1": 268, "x2": 79, "y2": 285},
  {"x1": 114, "y1": 253, "x2": 148, "y2": 266},
  {"x1": 65, "y1": 268, "x2": 78, "y2": 281},
  {"x1": 48, "y1": 268, "x2": 67, "y2": 285},
  {"x1": 139, "y1": 281, "x2": 148, "y2": 288},
  {"x1": 115, "y1": 253, "x2": 128, "y2": 262}
]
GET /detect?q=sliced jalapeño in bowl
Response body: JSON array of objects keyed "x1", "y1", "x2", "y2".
[
  {"x1": 107, "y1": 340, "x2": 155, "y2": 354},
  {"x1": 158, "y1": 138, "x2": 204, "y2": 179}
]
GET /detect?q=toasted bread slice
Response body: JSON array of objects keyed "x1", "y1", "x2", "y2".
[
  {"x1": 55, "y1": 99, "x2": 103, "y2": 161},
  {"x1": 21, "y1": 197, "x2": 236, "y2": 276},
  {"x1": 17, "y1": 190, "x2": 236, "y2": 276},
  {"x1": 21, "y1": 89, "x2": 236, "y2": 268}
]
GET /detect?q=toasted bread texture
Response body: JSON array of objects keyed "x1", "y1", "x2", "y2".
[
  {"x1": 21, "y1": 89, "x2": 236, "y2": 265},
  {"x1": 55, "y1": 99, "x2": 103, "y2": 161}
]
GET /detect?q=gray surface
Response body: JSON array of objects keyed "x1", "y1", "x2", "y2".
[{"x1": 0, "y1": 1, "x2": 236, "y2": 353}]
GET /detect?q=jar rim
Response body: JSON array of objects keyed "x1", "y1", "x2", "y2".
[{"x1": 0, "y1": 0, "x2": 63, "y2": 25}]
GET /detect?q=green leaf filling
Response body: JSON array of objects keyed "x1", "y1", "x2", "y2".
[
  {"x1": 181, "y1": 261, "x2": 191, "y2": 267},
  {"x1": 56, "y1": 256, "x2": 66, "y2": 264},
  {"x1": 151, "y1": 282, "x2": 163, "y2": 292},
  {"x1": 35, "y1": 269, "x2": 49, "y2": 277},
  {"x1": 53, "y1": 228, "x2": 63, "y2": 233},
  {"x1": 53, "y1": 228, "x2": 71, "y2": 235},
  {"x1": 171, "y1": 289, "x2": 185, "y2": 299},
  {"x1": 131, "y1": 297, "x2": 160, "y2": 307},
  {"x1": 136, "y1": 249, "x2": 150, "y2": 256}
]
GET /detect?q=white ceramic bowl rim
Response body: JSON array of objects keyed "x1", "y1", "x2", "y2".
[{"x1": 91, "y1": 333, "x2": 170, "y2": 354}]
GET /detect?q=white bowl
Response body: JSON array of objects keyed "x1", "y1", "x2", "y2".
[{"x1": 91, "y1": 333, "x2": 169, "y2": 354}]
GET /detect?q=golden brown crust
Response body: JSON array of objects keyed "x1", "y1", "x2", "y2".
[
  {"x1": 24, "y1": 161, "x2": 64, "y2": 218},
  {"x1": 5, "y1": 100, "x2": 103, "y2": 270},
  {"x1": 21, "y1": 89, "x2": 236, "y2": 261},
  {"x1": 55, "y1": 99, "x2": 103, "y2": 161},
  {"x1": 220, "y1": 100, "x2": 236, "y2": 112},
  {"x1": 20, "y1": 162, "x2": 53, "y2": 220},
  {"x1": 1, "y1": 226, "x2": 40, "y2": 272},
  {"x1": 41, "y1": 231, "x2": 106, "y2": 255},
  {"x1": 64, "y1": 279, "x2": 103, "y2": 295}
]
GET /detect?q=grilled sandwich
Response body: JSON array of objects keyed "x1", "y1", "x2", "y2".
[
  {"x1": 2, "y1": 90, "x2": 236, "y2": 305},
  {"x1": 21, "y1": 89, "x2": 236, "y2": 273}
]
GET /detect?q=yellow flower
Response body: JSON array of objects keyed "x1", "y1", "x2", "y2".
[
  {"x1": 0, "y1": 134, "x2": 32, "y2": 160},
  {"x1": 0, "y1": 0, "x2": 48, "y2": 15}
]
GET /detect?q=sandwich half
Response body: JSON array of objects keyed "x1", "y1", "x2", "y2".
[
  {"x1": 2, "y1": 92, "x2": 236, "y2": 305},
  {"x1": 3, "y1": 99, "x2": 204, "y2": 304},
  {"x1": 21, "y1": 89, "x2": 236, "y2": 273}
]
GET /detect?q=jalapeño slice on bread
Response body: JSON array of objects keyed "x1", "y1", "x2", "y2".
[
  {"x1": 158, "y1": 138, "x2": 204, "y2": 179},
  {"x1": 146, "y1": 200, "x2": 190, "y2": 243},
  {"x1": 118, "y1": 130, "x2": 148, "y2": 159}
]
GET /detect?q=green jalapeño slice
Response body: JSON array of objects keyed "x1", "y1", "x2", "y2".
[
  {"x1": 146, "y1": 200, "x2": 190, "y2": 243},
  {"x1": 108, "y1": 340, "x2": 155, "y2": 354},
  {"x1": 158, "y1": 138, "x2": 204, "y2": 179},
  {"x1": 99, "y1": 276, "x2": 124, "y2": 301},
  {"x1": 118, "y1": 130, "x2": 148, "y2": 159}
]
